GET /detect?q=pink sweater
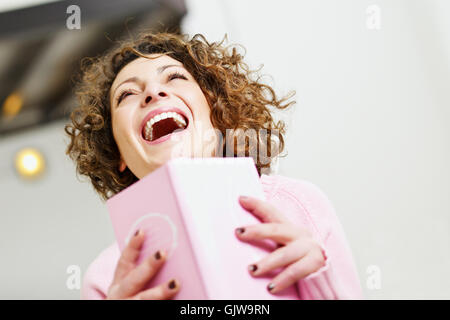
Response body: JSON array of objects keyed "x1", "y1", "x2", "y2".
[{"x1": 81, "y1": 174, "x2": 364, "y2": 299}]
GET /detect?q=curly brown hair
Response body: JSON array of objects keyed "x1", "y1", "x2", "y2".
[{"x1": 64, "y1": 32, "x2": 295, "y2": 201}]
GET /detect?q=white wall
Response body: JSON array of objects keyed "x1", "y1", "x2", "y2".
[
  {"x1": 0, "y1": 0, "x2": 448, "y2": 299},
  {"x1": 182, "y1": 0, "x2": 450, "y2": 299},
  {"x1": 0, "y1": 121, "x2": 114, "y2": 299}
]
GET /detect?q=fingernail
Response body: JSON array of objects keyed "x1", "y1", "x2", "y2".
[
  {"x1": 168, "y1": 279, "x2": 177, "y2": 290},
  {"x1": 240, "y1": 196, "x2": 249, "y2": 201},
  {"x1": 248, "y1": 264, "x2": 257, "y2": 273},
  {"x1": 134, "y1": 229, "x2": 140, "y2": 237},
  {"x1": 235, "y1": 227, "x2": 245, "y2": 235},
  {"x1": 154, "y1": 250, "x2": 161, "y2": 260},
  {"x1": 267, "y1": 283, "x2": 275, "y2": 292}
]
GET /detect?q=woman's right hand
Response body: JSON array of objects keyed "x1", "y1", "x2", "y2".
[{"x1": 106, "y1": 229, "x2": 180, "y2": 300}]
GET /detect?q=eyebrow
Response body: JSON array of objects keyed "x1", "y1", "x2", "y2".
[{"x1": 111, "y1": 64, "x2": 184, "y2": 104}]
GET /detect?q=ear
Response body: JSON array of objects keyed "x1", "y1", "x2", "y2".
[{"x1": 118, "y1": 158, "x2": 127, "y2": 173}]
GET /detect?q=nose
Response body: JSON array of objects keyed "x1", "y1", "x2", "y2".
[{"x1": 142, "y1": 86, "x2": 169, "y2": 107}]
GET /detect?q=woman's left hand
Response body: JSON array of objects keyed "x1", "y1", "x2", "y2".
[{"x1": 235, "y1": 196, "x2": 326, "y2": 294}]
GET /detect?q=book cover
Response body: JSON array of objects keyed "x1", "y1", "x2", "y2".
[{"x1": 106, "y1": 157, "x2": 298, "y2": 299}]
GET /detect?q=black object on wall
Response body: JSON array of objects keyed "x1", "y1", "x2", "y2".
[{"x1": 0, "y1": 0, "x2": 186, "y2": 137}]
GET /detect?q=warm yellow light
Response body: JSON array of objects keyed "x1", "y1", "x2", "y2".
[
  {"x1": 14, "y1": 148, "x2": 45, "y2": 179},
  {"x1": 2, "y1": 92, "x2": 23, "y2": 118}
]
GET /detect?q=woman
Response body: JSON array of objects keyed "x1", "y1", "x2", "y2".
[{"x1": 65, "y1": 32, "x2": 363, "y2": 300}]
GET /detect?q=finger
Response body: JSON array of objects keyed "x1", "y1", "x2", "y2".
[
  {"x1": 111, "y1": 229, "x2": 146, "y2": 285},
  {"x1": 235, "y1": 223, "x2": 301, "y2": 244},
  {"x1": 267, "y1": 251, "x2": 326, "y2": 294},
  {"x1": 114, "y1": 249, "x2": 167, "y2": 298},
  {"x1": 248, "y1": 239, "x2": 309, "y2": 277},
  {"x1": 131, "y1": 278, "x2": 181, "y2": 300},
  {"x1": 238, "y1": 196, "x2": 289, "y2": 223}
]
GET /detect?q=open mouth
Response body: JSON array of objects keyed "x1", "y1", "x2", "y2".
[{"x1": 142, "y1": 111, "x2": 189, "y2": 143}]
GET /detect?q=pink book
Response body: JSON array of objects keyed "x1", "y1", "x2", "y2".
[{"x1": 106, "y1": 157, "x2": 298, "y2": 299}]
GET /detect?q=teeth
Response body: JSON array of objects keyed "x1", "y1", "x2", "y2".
[
  {"x1": 144, "y1": 126, "x2": 152, "y2": 141},
  {"x1": 143, "y1": 111, "x2": 187, "y2": 141}
]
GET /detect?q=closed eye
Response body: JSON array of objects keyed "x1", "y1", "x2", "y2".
[
  {"x1": 168, "y1": 71, "x2": 188, "y2": 81},
  {"x1": 115, "y1": 72, "x2": 188, "y2": 105},
  {"x1": 116, "y1": 90, "x2": 134, "y2": 105}
]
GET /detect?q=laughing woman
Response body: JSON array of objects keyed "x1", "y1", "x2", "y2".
[{"x1": 65, "y1": 32, "x2": 363, "y2": 300}]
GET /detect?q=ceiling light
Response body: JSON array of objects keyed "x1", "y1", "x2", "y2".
[
  {"x1": 14, "y1": 147, "x2": 46, "y2": 179},
  {"x1": 2, "y1": 91, "x2": 23, "y2": 119}
]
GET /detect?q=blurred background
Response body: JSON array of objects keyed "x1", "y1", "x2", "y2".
[{"x1": 0, "y1": 0, "x2": 448, "y2": 299}]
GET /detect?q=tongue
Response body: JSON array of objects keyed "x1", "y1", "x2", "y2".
[{"x1": 151, "y1": 118, "x2": 185, "y2": 141}]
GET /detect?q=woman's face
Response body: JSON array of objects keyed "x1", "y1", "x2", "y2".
[{"x1": 110, "y1": 54, "x2": 218, "y2": 179}]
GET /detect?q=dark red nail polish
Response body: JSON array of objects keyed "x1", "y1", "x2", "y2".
[
  {"x1": 248, "y1": 264, "x2": 257, "y2": 272},
  {"x1": 267, "y1": 283, "x2": 275, "y2": 292},
  {"x1": 236, "y1": 227, "x2": 245, "y2": 235},
  {"x1": 154, "y1": 251, "x2": 161, "y2": 260},
  {"x1": 168, "y1": 280, "x2": 176, "y2": 290},
  {"x1": 134, "y1": 229, "x2": 140, "y2": 237}
]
